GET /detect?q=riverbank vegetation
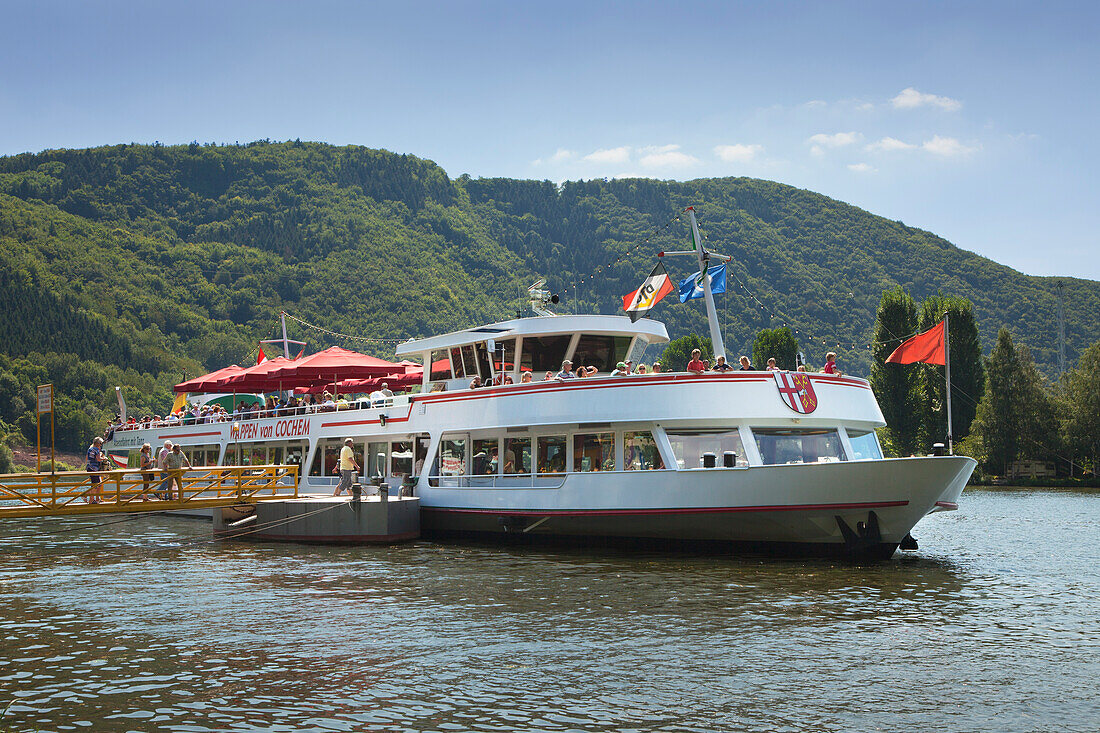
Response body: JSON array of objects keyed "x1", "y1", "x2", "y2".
[{"x1": 1, "y1": 141, "x2": 1098, "y2": 455}]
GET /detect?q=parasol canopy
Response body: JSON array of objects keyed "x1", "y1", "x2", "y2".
[{"x1": 174, "y1": 364, "x2": 246, "y2": 394}]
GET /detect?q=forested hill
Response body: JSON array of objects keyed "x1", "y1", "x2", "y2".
[{"x1": 1, "y1": 140, "x2": 1098, "y2": 447}]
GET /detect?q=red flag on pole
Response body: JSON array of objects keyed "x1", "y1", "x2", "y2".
[
  {"x1": 886, "y1": 320, "x2": 946, "y2": 365},
  {"x1": 622, "y1": 262, "x2": 675, "y2": 322},
  {"x1": 256, "y1": 346, "x2": 267, "y2": 365}
]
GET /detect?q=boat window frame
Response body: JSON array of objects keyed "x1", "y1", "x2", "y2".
[{"x1": 750, "y1": 427, "x2": 848, "y2": 465}]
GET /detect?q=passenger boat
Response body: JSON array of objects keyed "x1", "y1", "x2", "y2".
[
  {"x1": 105, "y1": 308, "x2": 975, "y2": 558},
  {"x1": 104, "y1": 209, "x2": 976, "y2": 558}
]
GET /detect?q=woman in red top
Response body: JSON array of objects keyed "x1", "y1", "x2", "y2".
[{"x1": 823, "y1": 352, "x2": 843, "y2": 376}]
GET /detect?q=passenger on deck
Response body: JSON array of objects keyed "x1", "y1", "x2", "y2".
[
  {"x1": 711, "y1": 355, "x2": 734, "y2": 372},
  {"x1": 797, "y1": 365, "x2": 807, "y2": 372},
  {"x1": 469, "y1": 375, "x2": 483, "y2": 389},
  {"x1": 555, "y1": 360, "x2": 575, "y2": 379},
  {"x1": 333, "y1": 438, "x2": 360, "y2": 497},
  {"x1": 624, "y1": 360, "x2": 635, "y2": 374},
  {"x1": 521, "y1": 371, "x2": 533, "y2": 383},
  {"x1": 611, "y1": 361, "x2": 630, "y2": 377},
  {"x1": 380, "y1": 382, "x2": 394, "y2": 398},
  {"x1": 543, "y1": 371, "x2": 555, "y2": 381},
  {"x1": 504, "y1": 375, "x2": 514, "y2": 384},
  {"x1": 651, "y1": 362, "x2": 662, "y2": 373},
  {"x1": 823, "y1": 352, "x2": 843, "y2": 376},
  {"x1": 738, "y1": 356, "x2": 755, "y2": 371},
  {"x1": 687, "y1": 349, "x2": 707, "y2": 374},
  {"x1": 636, "y1": 364, "x2": 648, "y2": 374},
  {"x1": 766, "y1": 358, "x2": 780, "y2": 371}
]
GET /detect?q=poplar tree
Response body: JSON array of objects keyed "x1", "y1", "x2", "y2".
[
  {"x1": 1059, "y1": 340, "x2": 1100, "y2": 476},
  {"x1": 917, "y1": 295, "x2": 984, "y2": 449},
  {"x1": 870, "y1": 286, "x2": 921, "y2": 456}
]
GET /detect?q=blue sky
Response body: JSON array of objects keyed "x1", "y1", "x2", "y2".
[{"x1": 2, "y1": 0, "x2": 1097, "y2": 278}]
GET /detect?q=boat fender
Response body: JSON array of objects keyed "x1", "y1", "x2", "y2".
[{"x1": 899, "y1": 533, "x2": 918, "y2": 551}]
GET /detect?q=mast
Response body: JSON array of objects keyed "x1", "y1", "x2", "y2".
[
  {"x1": 944, "y1": 311, "x2": 953, "y2": 455},
  {"x1": 281, "y1": 312, "x2": 291, "y2": 359},
  {"x1": 685, "y1": 208, "x2": 726, "y2": 359}
]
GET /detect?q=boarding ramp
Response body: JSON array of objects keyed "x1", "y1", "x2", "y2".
[{"x1": 0, "y1": 465, "x2": 298, "y2": 518}]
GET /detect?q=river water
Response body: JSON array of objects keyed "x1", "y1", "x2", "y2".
[{"x1": 0, "y1": 488, "x2": 1097, "y2": 733}]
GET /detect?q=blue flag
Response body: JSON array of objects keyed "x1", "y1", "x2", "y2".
[{"x1": 678, "y1": 263, "x2": 727, "y2": 303}]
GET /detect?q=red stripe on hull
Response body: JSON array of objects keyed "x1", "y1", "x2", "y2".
[{"x1": 422, "y1": 500, "x2": 908, "y2": 517}]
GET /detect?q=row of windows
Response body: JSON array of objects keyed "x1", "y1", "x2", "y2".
[
  {"x1": 436, "y1": 431, "x2": 665, "y2": 477},
  {"x1": 308, "y1": 437, "x2": 431, "y2": 479},
  {"x1": 429, "y1": 334, "x2": 634, "y2": 381}
]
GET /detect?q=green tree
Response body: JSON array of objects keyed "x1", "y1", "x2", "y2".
[
  {"x1": 660, "y1": 334, "x2": 713, "y2": 372},
  {"x1": 751, "y1": 327, "x2": 798, "y2": 371},
  {"x1": 918, "y1": 295, "x2": 984, "y2": 450},
  {"x1": 1059, "y1": 340, "x2": 1100, "y2": 476},
  {"x1": 970, "y1": 329, "x2": 1059, "y2": 474},
  {"x1": 870, "y1": 286, "x2": 922, "y2": 456}
]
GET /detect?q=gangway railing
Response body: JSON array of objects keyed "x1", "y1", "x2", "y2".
[{"x1": 0, "y1": 465, "x2": 299, "y2": 518}]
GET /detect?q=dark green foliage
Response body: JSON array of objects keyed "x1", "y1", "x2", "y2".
[
  {"x1": 1058, "y1": 341, "x2": 1100, "y2": 475},
  {"x1": 918, "y1": 296, "x2": 984, "y2": 448},
  {"x1": 870, "y1": 287, "x2": 922, "y2": 456},
  {"x1": 969, "y1": 329, "x2": 1060, "y2": 474},
  {"x1": 660, "y1": 334, "x2": 713, "y2": 372},
  {"x1": 751, "y1": 327, "x2": 798, "y2": 371},
  {"x1": 0, "y1": 141, "x2": 1098, "y2": 451}
]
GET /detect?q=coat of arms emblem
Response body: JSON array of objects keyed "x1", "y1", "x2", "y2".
[{"x1": 773, "y1": 371, "x2": 818, "y2": 414}]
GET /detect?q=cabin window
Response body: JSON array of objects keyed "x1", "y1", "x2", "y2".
[
  {"x1": 223, "y1": 446, "x2": 237, "y2": 466},
  {"x1": 666, "y1": 430, "x2": 748, "y2": 468},
  {"x1": 250, "y1": 446, "x2": 267, "y2": 466},
  {"x1": 430, "y1": 350, "x2": 452, "y2": 381},
  {"x1": 391, "y1": 440, "x2": 414, "y2": 478},
  {"x1": 573, "y1": 432, "x2": 615, "y2": 472},
  {"x1": 269, "y1": 446, "x2": 284, "y2": 466},
  {"x1": 439, "y1": 437, "x2": 467, "y2": 477},
  {"x1": 624, "y1": 432, "x2": 665, "y2": 470},
  {"x1": 367, "y1": 441, "x2": 388, "y2": 479},
  {"x1": 472, "y1": 437, "x2": 499, "y2": 475},
  {"x1": 846, "y1": 430, "x2": 883, "y2": 460},
  {"x1": 537, "y1": 435, "x2": 567, "y2": 475},
  {"x1": 449, "y1": 347, "x2": 466, "y2": 378},
  {"x1": 310, "y1": 440, "x2": 341, "y2": 477},
  {"x1": 414, "y1": 435, "x2": 430, "y2": 476},
  {"x1": 520, "y1": 335, "x2": 572, "y2": 373},
  {"x1": 572, "y1": 335, "x2": 633, "y2": 373},
  {"x1": 503, "y1": 436, "x2": 531, "y2": 474},
  {"x1": 753, "y1": 428, "x2": 846, "y2": 465},
  {"x1": 285, "y1": 442, "x2": 307, "y2": 470}
]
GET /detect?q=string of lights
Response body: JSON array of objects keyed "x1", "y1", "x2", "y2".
[
  {"x1": 280, "y1": 312, "x2": 413, "y2": 346},
  {"x1": 574, "y1": 210, "x2": 688, "y2": 289}
]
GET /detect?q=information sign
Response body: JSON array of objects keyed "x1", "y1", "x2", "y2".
[{"x1": 37, "y1": 384, "x2": 53, "y2": 414}]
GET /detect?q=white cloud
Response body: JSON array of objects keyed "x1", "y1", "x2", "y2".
[
  {"x1": 856, "y1": 102, "x2": 875, "y2": 112},
  {"x1": 583, "y1": 146, "x2": 631, "y2": 164},
  {"x1": 921, "y1": 135, "x2": 978, "y2": 156},
  {"x1": 891, "y1": 87, "x2": 962, "y2": 111},
  {"x1": 808, "y1": 132, "x2": 861, "y2": 157},
  {"x1": 638, "y1": 144, "x2": 699, "y2": 168},
  {"x1": 847, "y1": 163, "x2": 876, "y2": 173},
  {"x1": 867, "y1": 136, "x2": 916, "y2": 152},
  {"x1": 803, "y1": 99, "x2": 827, "y2": 108},
  {"x1": 532, "y1": 148, "x2": 574, "y2": 166},
  {"x1": 714, "y1": 143, "x2": 763, "y2": 163}
]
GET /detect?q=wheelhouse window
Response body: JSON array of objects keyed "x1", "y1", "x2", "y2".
[
  {"x1": 667, "y1": 430, "x2": 748, "y2": 468},
  {"x1": 753, "y1": 428, "x2": 846, "y2": 465},
  {"x1": 537, "y1": 435, "x2": 567, "y2": 475},
  {"x1": 572, "y1": 335, "x2": 632, "y2": 373},
  {"x1": 520, "y1": 335, "x2": 572, "y2": 374},
  {"x1": 449, "y1": 347, "x2": 466, "y2": 378},
  {"x1": 503, "y1": 436, "x2": 531, "y2": 474},
  {"x1": 493, "y1": 339, "x2": 517, "y2": 377},
  {"x1": 430, "y1": 350, "x2": 452, "y2": 381},
  {"x1": 461, "y1": 345, "x2": 478, "y2": 378},
  {"x1": 624, "y1": 432, "x2": 665, "y2": 470},
  {"x1": 573, "y1": 432, "x2": 615, "y2": 472},
  {"x1": 846, "y1": 430, "x2": 883, "y2": 461},
  {"x1": 474, "y1": 342, "x2": 492, "y2": 380}
]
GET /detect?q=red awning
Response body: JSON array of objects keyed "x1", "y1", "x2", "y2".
[
  {"x1": 297, "y1": 367, "x2": 424, "y2": 395},
  {"x1": 218, "y1": 357, "x2": 300, "y2": 392},
  {"x1": 174, "y1": 364, "x2": 247, "y2": 394}
]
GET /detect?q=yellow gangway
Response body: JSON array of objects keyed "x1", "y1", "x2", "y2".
[{"x1": 0, "y1": 465, "x2": 299, "y2": 519}]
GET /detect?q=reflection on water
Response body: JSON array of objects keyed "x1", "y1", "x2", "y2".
[{"x1": 1, "y1": 489, "x2": 1098, "y2": 732}]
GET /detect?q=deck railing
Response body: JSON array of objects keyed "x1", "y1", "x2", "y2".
[{"x1": 0, "y1": 465, "x2": 298, "y2": 518}]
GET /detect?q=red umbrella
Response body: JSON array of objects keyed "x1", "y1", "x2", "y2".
[
  {"x1": 174, "y1": 364, "x2": 246, "y2": 394},
  {"x1": 218, "y1": 357, "x2": 299, "y2": 392},
  {"x1": 267, "y1": 346, "x2": 405, "y2": 382},
  {"x1": 299, "y1": 368, "x2": 424, "y2": 395}
]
